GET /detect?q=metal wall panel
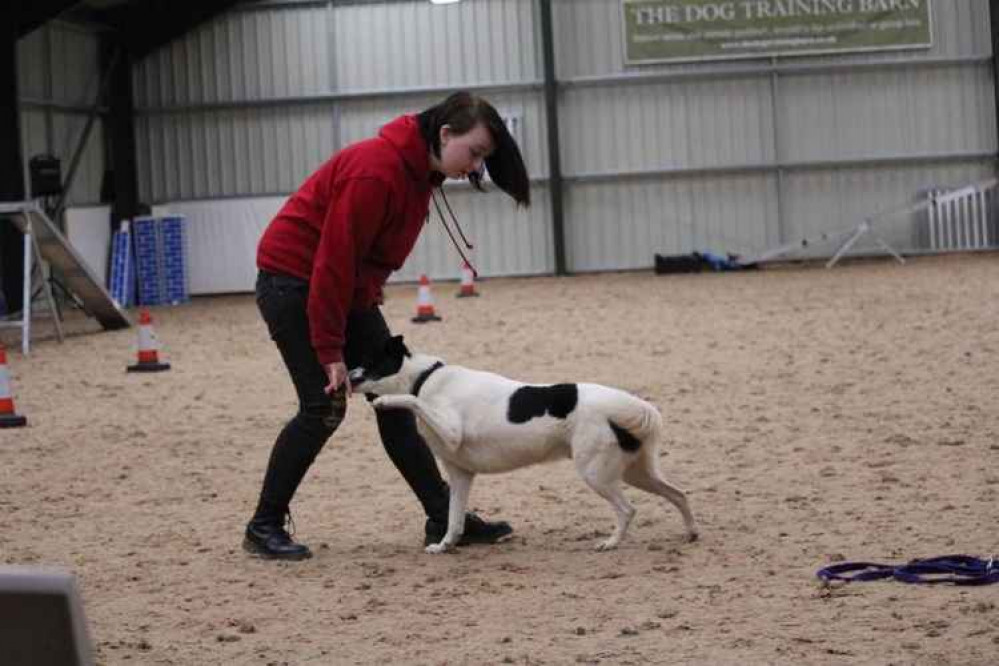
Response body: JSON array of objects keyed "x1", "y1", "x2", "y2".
[
  {"x1": 137, "y1": 104, "x2": 336, "y2": 202},
  {"x1": 561, "y1": 79, "x2": 774, "y2": 174},
  {"x1": 134, "y1": 0, "x2": 545, "y2": 202},
  {"x1": 17, "y1": 24, "x2": 104, "y2": 206},
  {"x1": 566, "y1": 175, "x2": 776, "y2": 272},
  {"x1": 333, "y1": 0, "x2": 539, "y2": 91},
  {"x1": 17, "y1": 29, "x2": 47, "y2": 100},
  {"x1": 552, "y1": 0, "x2": 996, "y2": 271},
  {"x1": 779, "y1": 65, "x2": 996, "y2": 162},
  {"x1": 48, "y1": 25, "x2": 99, "y2": 106},
  {"x1": 51, "y1": 113, "x2": 104, "y2": 205},
  {"x1": 129, "y1": 0, "x2": 997, "y2": 282},
  {"x1": 133, "y1": 5, "x2": 331, "y2": 107},
  {"x1": 554, "y1": 0, "x2": 991, "y2": 80}
]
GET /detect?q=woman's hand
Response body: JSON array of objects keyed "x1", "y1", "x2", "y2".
[{"x1": 324, "y1": 361, "x2": 351, "y2": 396}]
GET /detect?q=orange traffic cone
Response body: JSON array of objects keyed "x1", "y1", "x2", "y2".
[
  {"x1": 127, "y1": 309, "x2": 171, "y2": 372},
  {"x1": 456, "y1": 261, "x2": 479, "y2": 298},
  {"x1": 0, "y1": 345, "x2": 27, "y2": 428},
  {"x1": 411, "y1": 274, "x2": 442, "y2": 323}
]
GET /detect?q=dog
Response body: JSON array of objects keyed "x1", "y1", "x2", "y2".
[{"x1": 348, "y1": 336, "x2": 698, "y2": 554}]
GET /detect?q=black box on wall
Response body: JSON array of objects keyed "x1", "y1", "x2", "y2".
[{"x1": 29, "y1": 155, "x2": 62, "y2": 198}]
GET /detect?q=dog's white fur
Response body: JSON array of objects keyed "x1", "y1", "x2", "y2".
[{"x1": 353, "y1": 350, "x2": 698, "y2": 554}]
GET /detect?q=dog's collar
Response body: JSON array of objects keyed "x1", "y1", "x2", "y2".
[{"x1": 411, "y1": 361, "x2": 445, "y2": 396}]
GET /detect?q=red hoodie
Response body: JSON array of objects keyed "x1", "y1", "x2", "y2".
[{"x1": 257, "y1": 115, "x2": 442, "y2": 364}]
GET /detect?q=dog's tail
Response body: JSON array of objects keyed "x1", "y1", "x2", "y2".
[{"x1": 607, "y1": 395, "x2": 663, "y2": 453}]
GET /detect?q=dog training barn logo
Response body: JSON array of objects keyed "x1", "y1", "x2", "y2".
[{"x1": 622, "y1": 0, "x2": 933, "y2": 64}]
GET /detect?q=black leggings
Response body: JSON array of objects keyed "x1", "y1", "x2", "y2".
[{"x1": 251, "y1": 270, "x2": 448, "y2": 525}]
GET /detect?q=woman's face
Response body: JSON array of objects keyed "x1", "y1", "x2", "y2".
[{"x1": 435, "y1": 122, "x2": 495, "y2": 180}]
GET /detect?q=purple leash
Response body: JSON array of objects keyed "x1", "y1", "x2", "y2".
[{"x1": 818, "y1": 555, "x2": 999, "y2": 586}]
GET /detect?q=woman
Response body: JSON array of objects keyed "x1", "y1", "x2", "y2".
[{"x1": 245, "y1": 91, "x2": 531, "y2": 559}]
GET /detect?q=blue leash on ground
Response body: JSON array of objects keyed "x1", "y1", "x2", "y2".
[{"x1": 817, "y1": 555, "x2": 999, "y2": 586}]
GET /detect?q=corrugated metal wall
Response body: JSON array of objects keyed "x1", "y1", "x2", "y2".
[
  {"x1": 554, "y1": 0, "x2": 997, "y2": 269},
  {"x1": 17, "y1": 24, "x2": 105, "y2": 208},
  {"x1": 128, "y1": 0, "x2": 996, "y2": 284},
  {"x1": 132, "y1": 0, "x2": 551, "y2": 282}
]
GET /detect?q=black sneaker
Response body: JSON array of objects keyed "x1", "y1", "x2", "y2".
[
  {"x1": 243, "y1": 518, "x2": 312, "y2": 561},
  {"x1": 424, "y1": 512, "x2": 513, "y2": 547}
]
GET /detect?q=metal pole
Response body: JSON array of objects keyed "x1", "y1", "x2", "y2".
[
  {"x1": 539, "y1": 0, "x2": 567, "y2": 275},
  {"x1": 21, "y1": 221, "x2": 32, "y2": 356},
  {"x1": 769, "y1": 56, "x2": 786, "y2": 249},
  {"x1": 0, "y1": 2, "x2": 26, "y2": 203},
  {"x1": 991, "y1": 0, "x2": 999, "y2": 171}
]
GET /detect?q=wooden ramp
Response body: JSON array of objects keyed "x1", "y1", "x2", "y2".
[{"x1": 0, "y1": 202, "x2": 130, "y2": 353}]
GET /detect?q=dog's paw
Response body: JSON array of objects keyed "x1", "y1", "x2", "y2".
[
  {"x1": 371, "y1": 395, "x2": 414, "y2": 411},
  {"x1": 425, "y1": 542, "x2": 453, "y2": 555},
  {"x1": 595, "y1": 539, "x2": 620, "y2": 552}
]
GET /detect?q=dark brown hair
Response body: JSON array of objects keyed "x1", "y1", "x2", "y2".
[{"x1": 417, "y1": 91, "x2": 530, "y2": 206}]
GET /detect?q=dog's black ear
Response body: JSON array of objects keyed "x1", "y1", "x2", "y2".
[{"x1": 386, "y1": 335, "x2": 410, "y2": 358}]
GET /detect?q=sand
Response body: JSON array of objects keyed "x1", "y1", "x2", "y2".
[{"x1": 2, "y1": 253, "x2": 998, "y2": 665}]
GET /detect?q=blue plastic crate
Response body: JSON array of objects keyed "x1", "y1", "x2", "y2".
[
  {"x1": 132, "y1": 216, "x2": 162, "y2": 306},
  {"x1": 109, "y1": 224, "x2": 136, "y2": 308},
  {"x1": 159, "y1": 215, "x2": 189, "y2": 305},
  {"x1": 130, "y1": 215, "x2": 189, "y2": 306}
]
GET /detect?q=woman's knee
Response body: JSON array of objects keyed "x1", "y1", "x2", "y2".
[{"x1": 298, "y1": 396, "x2": 347, "y2": 438}]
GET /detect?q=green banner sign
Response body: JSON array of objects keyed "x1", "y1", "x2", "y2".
[{"x1": 622, "y1": 0, "x2": 933, "y2": 64}]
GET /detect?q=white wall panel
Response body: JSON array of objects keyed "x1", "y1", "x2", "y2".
[
  {"x1": 158, "y1": 197, "x2": 285, "y2": 294},
  {"x1": 153, "y1": 190, "x2": 547, "y2": 296},
  {"x1": 65, "y1": 206, "x2": 112, "y2": 285}
]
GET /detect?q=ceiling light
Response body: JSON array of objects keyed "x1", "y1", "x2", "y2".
[{"x1": 430, "y1": 0, "x2": 463, "y2": 5}]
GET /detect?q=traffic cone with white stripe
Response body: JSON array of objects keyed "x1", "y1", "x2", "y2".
[
  {"x1": 456, "y1": 261, "x2": 479, "y2": 298},
  {"x1": 0, "y1": 345, "x2": 27, "y2": 428},
  {"x1": 127, "y1": 309, "x2": 171, "y2": 372},
  {"x1": 411, "y1": 274, "x2": 442, "y2": 323}
]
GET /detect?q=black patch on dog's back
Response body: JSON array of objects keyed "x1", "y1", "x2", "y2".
[
  {"x1": 609, "y1": 420, "x2": 642, "y2": 452},
  {"x1": 507, "y1": 384, "x2": 578, "y2": 424}
]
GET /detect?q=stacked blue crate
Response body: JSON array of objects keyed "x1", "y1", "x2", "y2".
[
  {"x1": 109, "y1": 222, "x2": 136, "y2": 308},
  {"x1": 131, "y1": 215, "x2": 190, "y2": 307},
  {"x1": 132, "y1": 216, "x2": 161, "y2": 306},
  {"x1": 159, "y1": 215, "x2": 189, "y2": 305}
]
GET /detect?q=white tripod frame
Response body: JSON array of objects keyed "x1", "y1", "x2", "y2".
[{"x1": 0, "y1": 212, "x2": 64, "y2": 356}]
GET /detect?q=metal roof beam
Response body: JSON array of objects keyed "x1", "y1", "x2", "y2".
[
  {"x1": 98, "y1": 0, "x2": 250, "y2": 59},
  {"x1": 15, "y1": 0, "x2": 81, "y2": 38}
]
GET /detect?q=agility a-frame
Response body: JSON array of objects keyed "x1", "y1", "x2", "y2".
[
  {"x1": 746, "y1": 177, "x2": 998, "y2": 268},
  {"x1": 0, "y1": 201, "x2": 130, "y2": 355}
]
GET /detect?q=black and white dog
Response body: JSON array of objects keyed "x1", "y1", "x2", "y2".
[{"x1": 349, "y1": 336, "x2": 698, "y2": 554}]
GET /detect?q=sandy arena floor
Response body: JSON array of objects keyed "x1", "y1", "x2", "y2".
[{"x1": 2, "y1": 253, "x2": 998, "y2": 665}]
